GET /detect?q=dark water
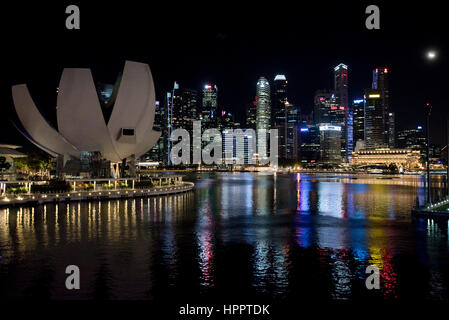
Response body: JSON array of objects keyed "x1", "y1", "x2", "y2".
[{"x1": 1, "y1": 173, "x2": 449, "y2": 301}]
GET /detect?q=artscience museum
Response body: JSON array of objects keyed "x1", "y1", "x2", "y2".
[{"x1": 11, "y1": 61, "x2": 161, "y2": 178}]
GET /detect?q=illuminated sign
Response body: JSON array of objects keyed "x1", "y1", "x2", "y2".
[
  {"x1": 353, "y1": 99, "x2": 364, "y2": 104},
  {"x1": 368, "y1": 94, "x2": 381, "y2": 98},
  {"x1": 319, "y1": 125, "x2": 341, "y2": 131},
  {"x1": 300, "y1": 128, "x2": 309, "y2": 132}
]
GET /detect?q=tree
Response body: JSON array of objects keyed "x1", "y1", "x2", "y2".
[{"x1": 13, "y1": 153, "x2": 54, "y2": 179}]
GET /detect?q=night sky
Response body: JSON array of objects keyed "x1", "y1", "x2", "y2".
[{"x1": 2, "y1": 1, "x2": 448, "y2": 149}]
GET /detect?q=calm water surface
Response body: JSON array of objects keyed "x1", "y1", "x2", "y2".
[{"x1": 1, "y1": 173, "x2": 448, "y2": 301}]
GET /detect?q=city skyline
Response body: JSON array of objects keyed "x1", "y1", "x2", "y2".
[
  {"x1": 2, "y1": 1, "x2": 449, "y2": 310},
  {"x1": 3, "y1": 2, "x2": 447, "y2": 150}
]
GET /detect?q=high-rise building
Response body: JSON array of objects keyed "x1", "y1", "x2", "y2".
[
  {"x1": 352, "y1": 99, "x2": 365, "y2": 148},
  {"x1": 299, "y1": 125, "x2": 320, "y2": 163},
  {"x1": 202, "y1": 84, "x2": 218, "y2": 128},
  {"x1": 364, "y1": 89, "x2": 386, "y2": 149},
  {"x1": 246, "y1": 97, "x2": 257, "y2": 130},
  {"x1": 286, "y1": 103, "x2": 299, "y2": 160},
  {"x1": 256, "y1": 77, "x2": 271, "y2": 133},
  {"x1": 372, "y1": 67, "x2": 391, "y2": 144},
  {"x1": 143, "y1": 100, "x2": 166, "y2": 163},
  {"x1": 273, "y1": 75, "x2": 288, "y2": 125},
  {"x1": 397, "y1": 126, "x2": 426, "y2": 154},
  {"x1": 170, "y1": 84, "x2": 198, "y2": 132},
  {"x1": 334, "y1": 63, "x2": 351, "y2": 159},
  {"x1": 388, "y1": 112, "x2": 395, "y2": 148},
  {"x1": 273, "y1": 75, "x2": 288, "y2": 158},
  {"x1": 313, "y1": 90, "x2": 337, "y2": 124},
  {"x1": 319, "y1": 124, "x2": 342, "y2": 163}
]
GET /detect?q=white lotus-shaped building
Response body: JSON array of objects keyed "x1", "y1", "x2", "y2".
[{"x1": 11, "y1": 61, "x2": 161, "y2": 164}]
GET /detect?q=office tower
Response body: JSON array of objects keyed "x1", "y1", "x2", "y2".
[
  {"x1": 246, "y1": 97, "x2": 257, "y2": 130},
  {"x1": 334, "y1": 63, "x2": 351, "y2": 159},
  {"x1": 319, "y1": 124, "x2": 342, "y2": 163},
  {"x1": 273, "y1": 75, "x2": 288, "y2": 158},
  {"x1": 286, "y1": 103, "x2": 299, "y2": 160},
  {"x1": 372, "y1": 67, "x2": 391, "y2": 143},
  {"x1": 256, "y1": 77, "x2": 271, "y2": 132},
  {"x1": 388, "y1": 112, "x2": 395, "y2": 148},
  {"x1": 170, "y1": 83, "x2": 199, "y2": 130},
  {"x1": 144, "y1": 100, "x2": 166, "y2": 163},
  {"x1": 352, "y1": 99, "x2": 365, "y2": 148},
  {"x1": 314, "y1": 90, "x2": 334, "y2": 124},
  {"x1": 217, "y1": 109, "x2": 234, "y2": 131},
  {"x1": 202, "y1": 84, "x2": 218, "y2": 128},
  {"x1": 299, "y1": 125, "x2": 321, "y2": 163},
  {"x1": 273, "y1": 75, "x2": 288, "y2": 126},
  {"x1": 364, "y1": 89, "x2": 386, "y2": 149},
  {"x1": 397, "y1": 126, "x2": 426, "y2": 153}
]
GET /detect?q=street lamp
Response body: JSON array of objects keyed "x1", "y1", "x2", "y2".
[
  {"x1": 425, "y1": 102, "x2": 432, "y2": 204},
  {"x1": 425, "y1": 48, "x2": 448, "y2": 197}
]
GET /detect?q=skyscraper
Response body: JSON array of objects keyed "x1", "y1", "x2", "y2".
[
  {"x1": 246, "y1": 97, "x2": 257, "y2": 130},
  {"x1": 334, "y1": 63, "x2": 351, "y2": 160},
  {"x1": 388, "y1": 112, "x2": 395, "y2": 148},
  {"x1": 352, "y1": 99, "x2": 365, "y2": 148},
  {"x1": 299, "y1": 125, "x2": 320, "y2": 163},
  {"x1": 202, "y1": 84, "x2": 218, "y2": 128},
  {"x1": 364, "y1": 89, "x2": 385, "y2": 149},
  {"x1": 273, "y1": 75, "x2": 288, "y2": 159},
  {"x1": 144, "y1": 100, "x2": 166, "y2": 163},
  {"x1": 256, "y1": 77, "x2": 271, "y2": 133},
  {"x1": 286, "y1": 103, "x2": 299, "y2": 160},
  {"x1": 313, "y1": 90, "x2": 336, "y2": 124},
  {"x1": 372, "y1": 67, "x2": 391, "y2": 144},
  {"x1": 319, "y1": 124, "x2": 342, "y2": 163}
]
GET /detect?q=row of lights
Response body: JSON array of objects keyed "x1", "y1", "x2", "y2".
[{"x1": 1, "y1": 184, "x2": 188, "y2": 203}]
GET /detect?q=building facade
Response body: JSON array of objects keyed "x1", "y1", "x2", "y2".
[
  {"x1": 364, "y1": 89, "x2": 386, "y2": 149},
  {"x1": 352, "y1": 99, "x2": 365, "y2": 148},
  {"x1": 273, "y1": 75, "x2": 288, "y2": 159},
  {"x1": 202, "y1": 84, "x2": 218, "y2": 129},
  {"x1": 319, "y1": 124, "x2": 342, "y2": 163},
  {"x1": 350, "y1": 148, "x2": 422, "y2": 171},
  {"x1": 334, "y1": 63, "x2": 351, "y2": 160}
]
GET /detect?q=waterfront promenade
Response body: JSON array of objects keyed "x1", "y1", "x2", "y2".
[{"x1": 0, "y1": 176, "x2": 194, "y2": 207}]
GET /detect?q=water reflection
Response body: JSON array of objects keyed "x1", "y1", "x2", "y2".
[{"x1": 0, "y1": 173, "x2": 448, "y2": 300}]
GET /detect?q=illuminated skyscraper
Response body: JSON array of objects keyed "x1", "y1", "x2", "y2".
[
  {"x1": 388, "y1": 112, "x2": 395, "y2": 148},
  {"x1": 299, "y1": 125, "x2": 320, "y2": 163},
  {"x1": 372, "y1": 67, "x2": 391, "y2": 145},
  {"x1": 313, "y1": 90, "x2": 336, "y2": 124},
  {"x1": 246, "y1": 97, "x2": 257, "y2": 130},
  {"x1": 319, "y1": 124, "x2": 342, "y2": 163},
  {"x1": 334, "y1": 63, "x2": 351, "y2": 160},
  {"x1": 202, "y1": 84, "x2": 218, "y2": 128},
  {"x1": 364, "y1": 89, "x2": 386, "y2": 149},
  {"x1": 256, "y1": 77, "x2": 271, "y2": 133},
  {"x1": 144, "y1": 100, "x2": 166, "y2": 163},
  {"x1": 286, "y1": 103, "x2": 299, "y2": 160},
  {"x1": 352, "y1": 99, "x2": 365, "y2": 148},
  {"x1": 273, "y1": 75, "x2": 288, "y2": 159}
]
